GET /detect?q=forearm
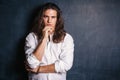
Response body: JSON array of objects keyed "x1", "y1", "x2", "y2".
[
  {"x1": 33, "y1": 38, "x2": 47, "y2": 61},
  {"x1": 38, "y1": 64, "x2": 56, "y2": 73}
]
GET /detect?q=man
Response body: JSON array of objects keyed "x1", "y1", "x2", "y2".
[{"x1": 25, "y1": 2, "x2": 74, "y2": 80}]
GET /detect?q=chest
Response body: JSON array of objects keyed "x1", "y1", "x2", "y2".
[{"x1": 46, "y1": 41, "x2": 63, "y2": 56}]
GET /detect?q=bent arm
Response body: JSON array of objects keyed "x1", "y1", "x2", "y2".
[
  {"x1": 38, "y1": 34, "x2": 74, "y2": 73},
  {"x1": 25, "y1": 33, "x2": 47, "y2": 68},
  {"x1": 33, "y1": 37, "x2": 47, "y2": 61},
  {"x1": 38, "y1": 64, "x2": 55, "y2": 73},
  {"x1": 54, "y1": 34, "x2": 74, "y2": 73}
]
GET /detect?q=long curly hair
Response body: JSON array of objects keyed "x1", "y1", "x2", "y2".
[{"x1": 31, "y1": 2, "x2": 66, "y2": 43}]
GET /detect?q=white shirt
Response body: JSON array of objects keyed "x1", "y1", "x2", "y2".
[{"x1": 25, "y1": 32, "x2": 74, "y2": 80}]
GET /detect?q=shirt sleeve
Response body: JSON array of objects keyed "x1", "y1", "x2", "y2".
[
  {"x1": 25, "y1": 32, "x2": 40, "y2": 68},
  {"x1": 55, "y1": 34, "x2": 74, "y2": 73}
]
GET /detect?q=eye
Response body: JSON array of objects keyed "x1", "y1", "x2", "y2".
[
  {"x1": 43, "y1": 15, "x2": 48, "y2": 18},
  {"x1": 52, "y1": 16, "x2": 56, "y2": 18}
]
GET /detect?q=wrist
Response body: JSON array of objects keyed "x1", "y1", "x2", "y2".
[
  {"x1": 42, "y1": 36, "x2": 48, "y2": 41},
  {"x1": 39, "y1": 37, "x2": 47, "y2": 44},
  {"x1": 37, "y1": 66, "x2": 41, "y2": 73}
]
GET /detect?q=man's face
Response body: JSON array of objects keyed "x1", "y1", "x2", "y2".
[{"x1": 43, "y1": 9, "x2": 57, "y2": 32}]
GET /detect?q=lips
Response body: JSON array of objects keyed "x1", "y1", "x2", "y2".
[{"x1": 47, "y1": 24, "x2": 52, "y2": 26}]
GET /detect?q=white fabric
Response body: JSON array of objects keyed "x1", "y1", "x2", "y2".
[{"x1": 25, "y1": 32, "x2": 74, "y2": 80}]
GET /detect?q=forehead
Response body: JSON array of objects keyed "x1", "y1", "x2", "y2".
[{"x1": 44, "y1": 9, "x2": 57, "y2": 16}]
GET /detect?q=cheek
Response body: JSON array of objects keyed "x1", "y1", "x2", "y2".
[
  {"x1": 54, "y1": 20, "x2": 57, "y2": 24},
  {"x1": 43, "y1": 19, "x2": 47, "y2": 24}
]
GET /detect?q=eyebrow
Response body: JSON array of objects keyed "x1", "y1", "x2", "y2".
[{"x1": 43, "y1": 15, "x2": 57, "y2": 18}]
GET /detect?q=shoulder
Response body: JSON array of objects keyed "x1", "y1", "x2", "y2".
[
  {"x1": 25, "y1": 32, "x2": 37, "y2": 41},
  {"x1": 26, "y1": 32, "x2": 36, "y2": 37},
  {"x1": 61, "y1": 33, "x2": 74, "y2": 48},
  {"x1": 25, "y1": 32, "x2": 38, "y2": 47},
  {"x1": 62, "y1": 33, "x2": 74, "y2": 44},
  {"x1": 64, "y1": 33, "x2": 74, "y2": 41}
]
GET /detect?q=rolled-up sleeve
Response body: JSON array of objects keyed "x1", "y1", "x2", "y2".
[
  {"x1": 55, "y1": 34, "x2": 74, "y2": 73},
  {"x1": 25, "y1": 33, "x2": 40, "y2": 68}
]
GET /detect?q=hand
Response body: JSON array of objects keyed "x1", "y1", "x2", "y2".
[
  {"x1": 26, "y1": 66, "x2": 39, "y2": 73},
  {"x1": 43, "y1": 26, "x2": 53, "y2": 39},
  {"x1": 24, "y1": 61, "x2": 39, "y2": 73}
]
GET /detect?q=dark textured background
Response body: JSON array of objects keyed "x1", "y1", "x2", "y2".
[{"x1": 0, "y1": 0, "x2": 120, "y2": 80}]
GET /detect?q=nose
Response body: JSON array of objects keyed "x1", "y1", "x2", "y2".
[{"x1": 47, "y1": 17, "x2": 52, "y2": 23}]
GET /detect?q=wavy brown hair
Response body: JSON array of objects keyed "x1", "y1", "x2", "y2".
[{"x1": 31, "y1": 2, "x2": 66, "y2": 43}]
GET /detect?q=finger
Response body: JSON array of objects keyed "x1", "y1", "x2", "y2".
[
  {"x1": 43, "y1": 27, "x2": 49, "y2": 31},
  {"x1": 26, "y1": 68, "x2": 32, "y2": 72},
  {"x1": 43, "y1": 28, "x2": 51, "y2": 36},
  {"x1": 24, "y1": 61, "x2": 32, "y2": 69},
  {"x1": 43, "y1": 27, "x2": 53, "y2": 31},
  {"x1": 25, "y1": 64, "x2": 32, "y2": 70},
  {"x1": 27, "y1": 69, "x2": 36, "y2": 73}
]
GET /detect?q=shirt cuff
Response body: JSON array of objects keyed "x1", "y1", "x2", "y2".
[
  {"x1": 27, "y1": 54, "x2": 41, "y2": 68},
  {"x1": 55, "y1": 60, "x2": 66, "y2": 73}
]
